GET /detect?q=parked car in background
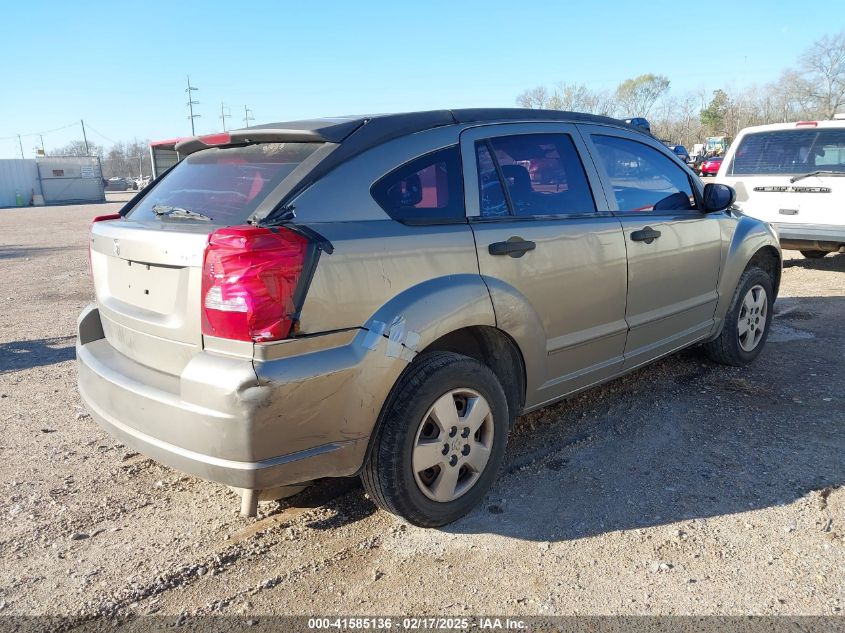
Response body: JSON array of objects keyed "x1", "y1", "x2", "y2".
[
  {"x1": 78, "y1": 109, "x2": 781, "y2": 527},
  {"x1": 716, "y1": 118, "x2": 845, "y2": 258},
  {"x1": 105, "y1": 177, "x2": 132, "y2": 191},
  {"x1": 670, "y1": 145, "x2": 691, "y2": 163},
  {"x1": 700, "y1": 156, "x2": 723, "y2": 176},
  {"x1": 623, "y1": 117, "x2": 652, "y2": 135}
]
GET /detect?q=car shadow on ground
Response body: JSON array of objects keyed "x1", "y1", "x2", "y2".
[
  {"x1": 0, "y1": 245, "x2": 76, "y2": 260},
  {"x1": 0, "y1": 335, "x2": 76, "y2": 372},
  {"x1": 783, "y1": 252, "x2": 845, "y2": 270},
  {"x1": 270, "y1": 296, "x2": 844, "y2": 539},
  {"x1": 442, "y1": 294, "x2": 844, "y2": 541}
]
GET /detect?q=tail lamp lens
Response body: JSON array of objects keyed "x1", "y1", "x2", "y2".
[
  {"x1": 88, "y1": 214, "x2": 121, "y2": 276},
  {"x1": 201, "y1": 226, "x2": 309, "y2": 342}
]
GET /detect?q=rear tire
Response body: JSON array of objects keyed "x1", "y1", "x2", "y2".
[
  {"x1": 800, "y1": 250, "x2": 827, "y2": 259},
  {"x1": 703, "y1": 266, "x2": 774, "y2": 366},
  {"x1": 362, "y1": 352, "x2": 509, "y2": 527}
]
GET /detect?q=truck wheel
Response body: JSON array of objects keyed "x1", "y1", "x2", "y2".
[
  {"x1": 800, "y1": 250, "x2": 827, "y2": 259},
  {"x1": 362, "y1": 351, "x2": 509, "y2": 527},
  {"x1": 703, "y1": 266, "x2": 774, "y2": 366}
]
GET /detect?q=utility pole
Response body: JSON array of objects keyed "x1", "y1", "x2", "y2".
[
  {"x1": 219, "y1": 102, "x2": 231, "y2": 132},
  {"x1": 80, "y1": 119, "x2": 90, "y2": 155},
  {"x1": 39, "y1": 134, "x2": 45, "y2": 155},
  {"x1": 243, "y1": 105, "x2": 254, "y2": 128},
  {"x1": 185, "y1": 75, "x2": 200, "y2": 135},
  {"x1": 17, "y1": 134, "x2": 24, "y2": 159}
]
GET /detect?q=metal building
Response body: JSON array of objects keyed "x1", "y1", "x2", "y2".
[
  {"x1": 149, "y1": 137, "x2": 187, "y2": 178},
  {"x1": 36, "y1": 156, "x2": 105, "y2": 204},
  {"x1": 0, "y1": 159, "x2": 39, "y2": 207}
]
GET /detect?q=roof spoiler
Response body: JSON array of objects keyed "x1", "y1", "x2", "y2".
[{"x1": 174, "y1": 118, "x2": 368, "y2": 155}]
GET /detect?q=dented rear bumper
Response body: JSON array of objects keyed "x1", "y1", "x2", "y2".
[{"x1": 76, "y1": 305, "x2": 402, "y2": 489}]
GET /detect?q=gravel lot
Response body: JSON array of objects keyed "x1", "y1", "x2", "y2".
[{"x1": 1, "y1": 194, "x2": 843, "y2": 621}]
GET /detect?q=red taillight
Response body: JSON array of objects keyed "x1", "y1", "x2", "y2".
[
  {"x1": 796, "y1": 121, "x2": 818, "y2": 127},
  {"x1": 88, "y1": 213, "x2": 121, "y2": 276},
  {"x1": 201, "y1": 226, "x2": 309, "y2": 342}
]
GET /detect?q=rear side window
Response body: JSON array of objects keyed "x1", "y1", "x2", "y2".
[
  {"x1": 127, "y1": 143, "x2": 323, "y2": 225},
  {"x1": 728, "y1": 128, "x2": 845, "y2": 175},
  {"x1": 591, "y1": 135, "x2": 697, "y2": 213},
  {"x1": 371, "y1": 146, "x2": 464, "y2": 224},
  {"x1": 476, "y1": 133, "x2": 596, "y2": 217}
]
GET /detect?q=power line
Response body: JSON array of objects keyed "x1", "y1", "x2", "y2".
[
  {"x1": 85, "y1": 123, "x2": 118, "y2": 145},
  {"x1": 0, "y1": 121, "x2": 78, "y2": 141}
]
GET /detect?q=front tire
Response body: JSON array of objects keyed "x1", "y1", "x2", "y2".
[
  {"x1": 362, "y1": 352, "x2": 509, "y2": 527},
  {"x1": 800, "y1": 250, "x2": 827, "y2": 259},
  {"x1": 703, "y1": 266, "x2": 774, "y2": 366}
]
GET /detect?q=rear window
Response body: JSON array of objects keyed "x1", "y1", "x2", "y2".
[
  {"x1": 127, "y1": 143, "x2": 323, "y2": 225},
  {"x1": 728, "y1": 128, "x2": 845, "y2": 176},
  {"x1": 370, "y1": 145, "x2": 465, "y2": 224}
]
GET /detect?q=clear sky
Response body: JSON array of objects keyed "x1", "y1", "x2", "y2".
[{"x1": 0, "y1": 0, "x2": 840, "y2": 158}]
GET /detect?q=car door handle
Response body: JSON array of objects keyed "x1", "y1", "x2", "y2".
[
  {"x1": 488, "y1": 238, "x2": 536, "y2": 257},
  {"x1": 630, "y1": 227, "x2": 662, "y2": 244}
]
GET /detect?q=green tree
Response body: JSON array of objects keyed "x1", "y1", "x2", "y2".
[{"x1": 700, "y1": 89, "x2": 730, "y2": 133}]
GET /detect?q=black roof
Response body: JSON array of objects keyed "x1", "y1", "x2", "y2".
[{"x1": 175, "y1": 108, "x2": 632, "y2": 155}]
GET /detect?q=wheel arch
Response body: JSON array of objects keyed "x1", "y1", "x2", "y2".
[{"x1": 711, "y1": 215, "x2": 782, "y2": 339}]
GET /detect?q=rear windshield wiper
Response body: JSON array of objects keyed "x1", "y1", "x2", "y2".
[
  {"x1": 789, "y1": 170, "x2": 845, "y2": 183},
  {"x1": 151, "y1": 204, "x2": 213, "y2": 221}
]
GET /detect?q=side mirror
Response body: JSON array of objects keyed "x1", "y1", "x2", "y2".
[{"x1": 702, "y1": 182, "x2": 735, "y2": 212}]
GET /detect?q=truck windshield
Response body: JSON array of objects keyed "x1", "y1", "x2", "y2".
[
  {"x1": 127, "y1": 142, "x2": 323, "y2": 224},
  {"x1": 728, "y1": 128, "x2": 845, "y2": 176}
]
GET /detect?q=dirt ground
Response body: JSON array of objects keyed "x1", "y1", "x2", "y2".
[{"x1": 1, "y1": 194, "x2": 843, "y2": 621}]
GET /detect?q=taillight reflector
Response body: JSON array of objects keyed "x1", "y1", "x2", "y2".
[
  {"x1": 795, "y1": 121, "x2": 818, "y2": 127},
  {"x1": 88, "y1": 213, "x2": 121, "y2": 276},
  {"x1": 201, "y1": 226, "x2": 309, "y2": 342},
  {"x1": 92, "y1": 213, "x2": 122, "y2": 224},
  {"x1": 199, "y1": 132, "x2": 232, "y2": 145}
]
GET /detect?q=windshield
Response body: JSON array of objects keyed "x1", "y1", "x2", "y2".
[
  {"x1": 127, "y1": 142, "x2": 323, "y2": 224},
  {"x1": 728, "y1": 128, "x2": 845, "y2": 176}
]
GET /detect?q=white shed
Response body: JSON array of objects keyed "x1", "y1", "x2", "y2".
[{"x1": 0, "y1": 159, "x2": 39, "y2": 207}]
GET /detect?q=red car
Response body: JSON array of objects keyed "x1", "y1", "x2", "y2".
[{"x1": 699, "y1": 156, "x2": 723, "y2": 177}]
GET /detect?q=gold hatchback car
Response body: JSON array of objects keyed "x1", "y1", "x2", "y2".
[{"x1": 77, "y1": 109, "x2": 781, "y2": 526}]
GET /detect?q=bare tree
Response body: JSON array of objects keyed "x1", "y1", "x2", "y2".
[
  {"x1": 517, "y1": 82, "x2": 616, "y2": 116},
  {"x1": 50, "y1": 139, "x2": 103, "y2": 158},
  {"x1": 614, "y1": 74, "x2": 670, "y2": 117},
  {"x1": 516, "y1": 86, "x2": 550, "y2": 109},
  {"x1": 799, "y1": 30, "x2": 845, "y2": 118}
]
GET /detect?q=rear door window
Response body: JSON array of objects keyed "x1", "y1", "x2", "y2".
[
  {"x1": 370, "y1": 145, "x2": 464, "y2": 224},
  {"x1": 591, "y1": 135, "x2": 697, "y2": 213},
  {"x1": 127, "y1": 142, "x2": 323, "y2": 225},
  {"x1": 476, "y1": 133, "x2": 596, "y2": 217}
]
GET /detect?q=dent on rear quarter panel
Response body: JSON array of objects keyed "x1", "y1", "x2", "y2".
[{"x1": 250, "y1": 275, "x2": 497, "y2": 465}]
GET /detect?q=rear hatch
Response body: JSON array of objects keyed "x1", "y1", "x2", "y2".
[
  {"x1": 718, "y1": 125, "x2": 845, "y2": 226},
  {"x1": 89, "y1": 141, "x2": 324, "y2": 376}
]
